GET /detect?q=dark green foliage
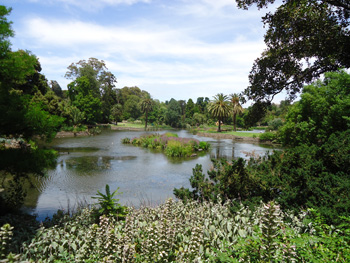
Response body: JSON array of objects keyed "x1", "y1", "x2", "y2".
[
  {"x1": 165, "y1": 98, "x2": 182, "y2": 128},
  {"x1": 258, "y1": 131, "x2": 277, "y2": 142},
  {"x1": 0, "y1": 7, "x2": 63, "y2": 141},
  {"x1": 92, "y1": 184, "x2": 127, "y2": 220},
  {"x1": 0, "y1": 53, "x2": 63, "y2": 140},
  {"x1": 0, "y1": 213, "x2": 39, "y2": 258},
  {"x1": 280, "y1": 70, "x2": 350, "y2": 147},
  {"x1": 267, "y1": 118, "x2": 283, "y2": 131},
  {"x1": 185, "y1": 98, "x2": 195, "y2": 118},
  {"x1": 176, "y1": 129, "x2": 350, "y2": 224},
  {"x1": 0, "y1": 6, "x2": 13, "y2": 57},
  {"x1": 174, "y1": 158, "x2": 264, "y2": 207},
  {"x1": 242, "y1": 101, "x2": 270, "y2": 128},
  {"x1": 207, "y1": 93, "x2": 231, "y2": 132},
  {"x1": 254, "y1": 130, "x2": 350, "y2": 224},
  {"x1": 123, "y1": 95, "x2": 141, "y2": 120},
  {"x1": 66, "y1": 58, "x2": 117, "y2": 123},
  {"x1": 0, "y1": 146, "x2": 58, "y2": 213},
  {"x1": 237, "y1": 0, "x2": 350, "y2": 103},
  {"x1": 0, "y1": 93, "x2": 63, "y2": 141}
]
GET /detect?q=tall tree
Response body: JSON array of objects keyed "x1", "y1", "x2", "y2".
[
  {"x1": 0, "y1": 7, "x2": 62, "y2": 140},
  {"x1": 236, "y1": 0, "x2": 350, "y2": 103},
  {"x1": 280, "y1": 69, "x2": 350, "y2": 147},
  {"x1": 100, "y1": 71, "x2": 118, "y2": 122},
  {"x1": 207, "y1": 93, "x2": 231, "y2": 132},
  {"x1": 141, "y1": 96, "x2": 154, "y2": 129},
  {"x1": 185, "y1": 98, "x2": 195, "y2": 118},
  {"x1": 178, "y1": 100, "x2": 186, "y2": 123},
  {"x1": 0, "y1": 5, "x2": 12, "y2": 59},
  {"x1": 50, "y1": 80, "x2": 63, "y2": 98},
  {"x1": 0, "y1": 6, "x2": 61, "y2": 211},
  {"x1": 196, "y1": 97, "x2": 209, "y2": 114},
  {"x1": 67, "y1": 76, "x2": 102, "y2": 124},
  {"x1": 123, "y1": 95, "x2": 142, "y2": 120},
  {"x1": 165, "y1": 98, "x2": 182, "y2": 128},
  {"x1": 230, "y1": 93, "x2": 243, "y2": 132},
  {"x1": 65, "y1": 58, "x2": 116, "y2": 98}
]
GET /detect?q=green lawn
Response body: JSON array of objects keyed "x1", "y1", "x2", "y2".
[
  {"x1": 222, "y1": 131, "x2": 261, "y2": 137},
  {"x1": 114, "y1": 122, "x2": 172, "y2": 129},
  {"x1": 201, "y1": 128, "x2": 261, "y2": 138},
  {"x1": 115, "y1": 122, "x2": 145, "y2": 128}
]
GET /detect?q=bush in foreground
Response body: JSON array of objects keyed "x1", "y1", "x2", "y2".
[{"x1": 1, "y1": 199, "x2": 350, "y2": 262}]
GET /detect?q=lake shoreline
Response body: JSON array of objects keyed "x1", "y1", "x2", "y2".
[
  {"x1": 197, "y1": 132, "x2": 261, "y2": 143},
  {"x1": 55, "y1": 128, "x2": 270, "y2": 144},
  {"x1": 55, "y1": 131, "x2": 91, "y2": 138}
]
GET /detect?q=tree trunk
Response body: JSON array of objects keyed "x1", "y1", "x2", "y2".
[
  {"x1": 217, "y1": 118, "x2": 221, "y2": 132},
  {"x1": 145, "y1": 111, "x2": 148, "y2": 129},
  {"x1": 233, "y1": 113, "x2": 237, "y2": 132}
]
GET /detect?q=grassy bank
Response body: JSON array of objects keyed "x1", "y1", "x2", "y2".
[
  {"x1": 113, "y1": 122, "x2": 172, "y2": 130},
  {"x1": 221, "y1": 131, "x2": 261, "y2": 138}
]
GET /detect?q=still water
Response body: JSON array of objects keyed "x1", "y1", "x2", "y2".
[{"x1": 25, "y1": 129, "x2": 278, "y2": 220}]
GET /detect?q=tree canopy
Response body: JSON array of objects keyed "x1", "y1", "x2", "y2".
[
  {"x1": 236, "y1": 0, "x2": 350, "y2": 103},
  {"x1": 207, "y1": 93, "x2": 231, "y2": 132},
  {"x1": 0, "y1": 7, "x2": 63, "y2": 141},
  {"x1": 279, "y1": 70, "x2": 350, "y2": 146}
]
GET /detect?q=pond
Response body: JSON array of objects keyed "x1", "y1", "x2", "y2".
[{"x1": 24, "y1": 129, "x2": 280, "y2": 220}]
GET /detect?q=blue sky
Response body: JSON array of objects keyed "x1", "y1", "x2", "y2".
[{"x1": 3, "y1": 0, "x2": 279, "y2": 103}]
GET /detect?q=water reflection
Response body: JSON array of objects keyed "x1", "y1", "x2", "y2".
[
  {"x1": 25, "y1": 129, "x2": 281, "y2": 220},
  {"x1": 64, "y1": 156, "x2": 137, "y2": 172},
  {"x1": 53, "y1": 146, "x2": 100, "y2": 153},
  {"x1": 210, "y1": 145, "x2": 236, "y2": 159}
]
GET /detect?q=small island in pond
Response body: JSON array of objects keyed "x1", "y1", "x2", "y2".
[{"x1": 122, "y1": 132, "x2": 210, "y2": 158}]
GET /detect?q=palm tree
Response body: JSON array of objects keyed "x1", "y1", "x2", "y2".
[
  {"x1": 141, "y1": 96, "x2": 154, "y2": 129},
  {"x1": 207, "y1": 93, "x2": 230, "y2": 132},
  {"x1": 230, "y1": 93, "x2": 243, "y2": 132}
]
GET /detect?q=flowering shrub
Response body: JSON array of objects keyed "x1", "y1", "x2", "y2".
[{"x1": 1, "y1": 199, "x2": 349, "y2": 262}]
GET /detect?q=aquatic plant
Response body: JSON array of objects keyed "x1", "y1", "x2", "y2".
[
  {"x1": 122, "y1": 133, "x2": 210, "y2": 158},
  {"x1": 121, "y1": 137, "x2": 130, "y2": 144}
]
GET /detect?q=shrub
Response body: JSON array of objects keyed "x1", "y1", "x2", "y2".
[
  {"x1": 121, "y1": 137, "x2": 131, "y2": 144},
  {"x1": 174, "y1": 158, "x2": 265, "y2": 207},
  {"x1": 267, "y1": 118, "x2": 283, "y2": 130},
  {"x1": 199, "y1": 141, "x2": 210, "y2": 151},
  {"x1": 92, "y1": 185, "x2": 128, "y2": 221},
  {"x1": 19, "y1": 199, "x2": 350, "y2": 262},
  {"x1": 163, "y1": 132, "x2": 178, "y2": 138},
  {"x1": 0, "y1": 224, "x2": 13, "y2": 259},
  {"x1": 127, "y1": 133, "x2": 210, "y2": 159},
  {"x1": 259, "y1": 131, "x2": 277, "y2": 142}
]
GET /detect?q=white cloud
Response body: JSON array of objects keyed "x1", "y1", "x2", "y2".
[
  {"x1": 19, "y1": 16, "x2": 265, "y2": 101},
  {"x1": 10, "y1": 0, "x2": 271, "y2": 102},
  {"x1": 23, "y1": 17, "x2": 263, "y2": 57},
  {"x1": 28, "y1": 0, "x2": 152, "y2": 10}
]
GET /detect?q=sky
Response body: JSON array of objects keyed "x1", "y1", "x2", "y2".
[{"x1": 3, "y1": 0, "x2": 281, "y2": 103}]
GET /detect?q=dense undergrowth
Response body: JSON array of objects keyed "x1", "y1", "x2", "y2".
[{"x1": 1, "y1": 199, "x2": 350, "y2": 262}]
